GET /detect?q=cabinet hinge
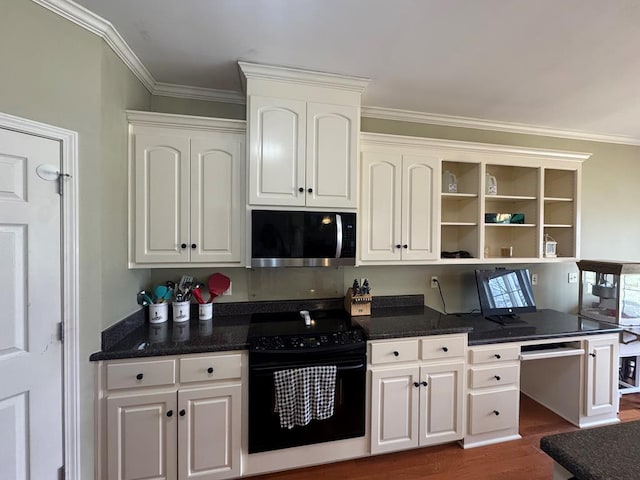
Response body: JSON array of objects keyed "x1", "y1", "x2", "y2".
[
  {"x1": 57, "y1": 322, "x2": 64, "y2": 342},
  {"x1": 58, "y1": 172, "x2": 71, "y2": 196}
]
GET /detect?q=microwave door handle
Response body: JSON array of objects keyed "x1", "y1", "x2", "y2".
[{"x1": 335, "y1": 214, "x2": 343, "y2": 258}]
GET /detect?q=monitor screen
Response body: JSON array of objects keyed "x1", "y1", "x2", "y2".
[{"x1": 475, "y1": 269, "x2": 537, "y2": 324}]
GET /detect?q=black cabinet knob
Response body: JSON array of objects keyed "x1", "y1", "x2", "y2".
[
  {"x1": 393, "y1": 351, "x2": 399, "y2": 357},
  {"x1": 308, "y1": 188, "x2": 313, "y2": 193},
  {"x1": 413, "y1": 382, "x2": 420, "y2": 388},
  {"x1": 421, "y1": 381, "x2": 428, "y2": 387},
  {"x1": 298, "y1": 187, "x2": 304, "y2": 193},
  {"x1": 494, "y1": 354, "x2": 501, "y2": 359},
  {"x1": 191, "y1": 243, "x2": 196, "y2": 249},
  {"x1": 590, "y1": 352, "x2": 596, "y2": 357},
  {"x1": 395, "y1": 244, "x2": 401, "y2": 249},
  {"x1": 179, "y1": 409, "x2": 186, "y2": 417},
  {"x1": 180, "y1": 243, "x2": 187, "y2": 249},
  {"x1": 403, "y1": 244, "x2": 408, "y2": 249},
  {"x1": 493, "y1": 410, "x2": 500, "y2": 416},
  {"x1": 166, "y1": 410, "x2": 173, "y2": 417},
  {"x1": 442, "y1": 346, "x2": 449, "y2": 352},
  {"x1": 207, "y1": 367, "x2": 214, "y2": 374},
  {"x1": 136, "y1": 373, "x2": 143, "y2": 380},
  {"x1": 494, "y1": 375, "x2": 501, "y2": 381}
]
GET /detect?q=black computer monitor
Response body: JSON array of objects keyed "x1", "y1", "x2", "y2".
[{"x1": 475, "y1": 268, "x2": 537, "y2": 325}]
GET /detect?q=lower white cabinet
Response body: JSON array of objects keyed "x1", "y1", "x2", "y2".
[
  {"x1": 100, "y1": 352, "x2": 244, "y2": 480},
  {"x1": 369, "y1": 335, "x2": 465, "y2": 454},
  {"x1": 585, "y1": 335, "x2": 618, "y2": 417}
]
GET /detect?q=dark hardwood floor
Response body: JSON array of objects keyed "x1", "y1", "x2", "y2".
[{"x1": 250, "y1": 394, "x2": 640, "y2": 480}]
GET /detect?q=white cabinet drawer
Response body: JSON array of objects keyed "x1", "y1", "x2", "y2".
[
  {"x1": 107, "y1": 359, "x2": 176, "y2": 390},
  {"x1": 469, "y1": 345, "x2": 520, "y2": 365},
  {"x1": 370, "y1": 339, "x2": 419, "y2": 365},
  {"x1": 420, "y1": 335, "x2": 466, "y2": 360},
  {"x1": 179, "y1": 354, "x2": 242, "y2": 383},
  {"x1": 468, "y1": 388, "x2": 519, "y2": 435},
  {"x1": 469, "y1": 364, "x2": 520, "y2": 389}
]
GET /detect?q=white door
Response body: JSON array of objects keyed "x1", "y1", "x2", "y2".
[
  {"x1": 585, "y1": 337, "x2": 617, "y2": 417},
  {"x1": 360, "y1": 151, "x2": 402, "y2": 262},
  {"x1": 0, "y1": 128, "x2": 63, "y2": 479},
  {"x1": 402, "y1": 154, "x2": 439, "y2": 261}
]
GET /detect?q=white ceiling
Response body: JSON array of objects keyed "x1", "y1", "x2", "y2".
[{"x1": 69, "y1": 0, "x2": 640, "y2": 142}]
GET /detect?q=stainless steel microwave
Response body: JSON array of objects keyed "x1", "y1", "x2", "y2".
[{"x1": 250, "y1": 210, "x2": 357, "y2": 267}]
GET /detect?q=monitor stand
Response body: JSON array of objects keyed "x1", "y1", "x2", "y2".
[{"x1": 485, "y1": 314, "x2": 527, "y2": 325}]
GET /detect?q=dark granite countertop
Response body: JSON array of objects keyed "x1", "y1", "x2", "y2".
[
  {"x1": 541, "y1": 420, "x2": 640, "y2": 480},
  {"x1": 90, "y1": 295, "x2": 622, "y2": 361}
]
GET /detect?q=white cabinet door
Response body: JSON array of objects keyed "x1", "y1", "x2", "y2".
[
  {"x1": 107, "y1": 391, "x2": 177, "y2": 480},
  {"x1": 370, "y1": 366, "x2": 419, "y2": 454},
  {"x1": 248, "y1": 95, "x2": 306, "y2": 206},
  {"x1": 360, "y1": 151, "x2": 402, "y2": 262},
  {"x1": 585, "y1": 337, "x2": 618, "y2": 417},
  {"x1": 190, "y1": 135, "x2": 244, "y2": 264},
  {"x1": 134, "y1": 133, "x2": 190, "y2": 263},
  {"x1": 306, "y1": 102, "x2": 358, "y2": 208},
  {"x1": 402, "y1": 155, "x2": 440, "y2": 261},
  {"x1": 178, "y1": 385, "x2": 241, "y2": 480},
  {"x1": 419, "y1": 362, "x2": 464, "y2": 446}
]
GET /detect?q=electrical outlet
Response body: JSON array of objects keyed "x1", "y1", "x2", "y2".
[
  {"x1": 568, "y1": 273, "x2": 578, "y2": 284},
  {"x1": 223, "y1": 281, "x2": 232, "y2": 295},
  {"x1": 431, "y1": 276, "x2": 439, "y2": 289},
  {"x1": 531, "y1": 273, "x2": 538, "y2": 285}
]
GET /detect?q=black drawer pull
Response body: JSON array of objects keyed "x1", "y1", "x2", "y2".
[
  {"x1": 166, "y1": 410, "x2": 173, "y2": 417},
  {"x1": 179, "y1": 409, "x2": 186, "y2": 417},
  {"x1": 493, "y1": 410, "x2": 500, "y2": 416},
  {"x1": 494, "y1": 354, "x2": 501, "y2": 359},
  {"x1": 494, "y1": 375, "x2": 501, "y2": 381},
  {"x1": 308, "y1": 188, "x2": 313, "y2": 193},
  {"x1": 590, "y1": 352, "x2": 596, "y2": 357},
  {"x1": 298, "y1": 187, "x2": 304, "y2": 192},
  {"x1": 180, "y1": 243, "x2": 187, "y2": 249},
  {"x1": 191, "y1": 243, "x2": 196, "y2": 249},
  {"x1": 136, "y1": 373, "x2": 144, "y2": 380},
  {"x1": 421, "y1": 381, "x2": 428, "y2": 387},
  {"x1": 395, "y1": 244, "x2": 401, "y2": 249},
  {"x1": 442, "y1": 346, "x2": 449, "y2": 352},
  {"x1": 413, "y1": 382, "x2": 420, "y2": 388},
  {"x1": 393, "y1": 351, "x2": 399, "y2": 357},
  {"x1": 207, "y1": 367, "x2": 214, "y2": 374}
]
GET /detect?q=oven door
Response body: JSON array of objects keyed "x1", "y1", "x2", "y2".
[{"x1": 248, "y1": 354, "x2": 366, "y2": 453}]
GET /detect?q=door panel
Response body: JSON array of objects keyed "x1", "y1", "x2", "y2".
[
  {"x1": 420, "y1": 362, "x2": 464, "y2": 446},
  {"x1": 306, "y1": 103, "x2": 357, "y2": 208},
  {"x1": 402, "y1": 155, "x2": 439, "y2": 261},
  {"x1": 585, "y1": 338, "x2": 617, "y2": 416},
  {"x1": 190, "y1": 135, "x2": 244, "y2": 264},
  {"x1": 360, "y1": 152, "x2": 402, "y2": 261},
  {"x1": 0, "y1": 128, "x2": 63, "y2": 479}
]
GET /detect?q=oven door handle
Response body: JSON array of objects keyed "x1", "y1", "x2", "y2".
[{"x1": 250, "y1": 362, "x2": 365, "y2": 375}]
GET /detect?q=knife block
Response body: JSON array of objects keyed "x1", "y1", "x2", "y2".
[{"x1": 344, "y1": 288, "x2": 372, "y2": 316}]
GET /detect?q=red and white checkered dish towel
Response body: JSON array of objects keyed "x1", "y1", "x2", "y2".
[{"x1": 274, "y1": 366, "x2": 337, "y2": 429}]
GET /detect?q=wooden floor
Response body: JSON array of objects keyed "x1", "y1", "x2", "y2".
[{"x1": 251, "y1": 394, "x2": 640, "y2": 480}]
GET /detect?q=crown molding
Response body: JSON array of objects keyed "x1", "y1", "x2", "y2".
[
  {"x1": 32, "y1": 0, "x2": 156, "y2": 91},
  {"x1": 126, "y1": 110, "x2": 245, "y2": 133},
  {"x1": 153, "y1": 82, "x2": 246, "y2": 104},
  {"x1": 362, "y1": 106, "x2": 640, "y2": 146},
  {"x1": 238, "y1": 61, "x2": 370, "y2": 93}
]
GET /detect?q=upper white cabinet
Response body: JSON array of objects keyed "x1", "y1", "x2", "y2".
[
  {"x1": 128, "y1": 111, "x2": 246, "y2": 268},
  {"x1": 240, "y1": 62, "x2": 368, "y2": 209},
  {"x1": 360, "y1": 133, "x2": 589, "y2": 265},
  {"x1": 360, "y1": 135, "x2": 441, "y2": 264}
]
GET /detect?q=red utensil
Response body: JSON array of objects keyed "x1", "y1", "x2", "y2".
[
  {"x1": 192, "y1": 286, "x2": 205, "y2": 305},
  {"x1": 208, "y1": 273, "x2": 231, "y2": 302}
]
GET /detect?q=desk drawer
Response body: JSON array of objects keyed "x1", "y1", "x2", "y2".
[
  {"x1": 107, "y1": 359, "x2": 176, "y2": 390},
  {"x1": 421, "y1": 334, "x2": 466, "y2": 360},
  {"x1": 370, "y1": 339, "x2": 419, "y2": 365},
  {"x1": 179, "y1": 354, "x2": 242, "y2": 383},
  {"x1": 468, "y1": 388, "x2": 519, "y2": 435},
  {"x1": 469, "y1": 345, "x2": 520, "y2": 365},
  {"x1": 469, "y1": 364, "x2": 520, "y2": 389}
]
